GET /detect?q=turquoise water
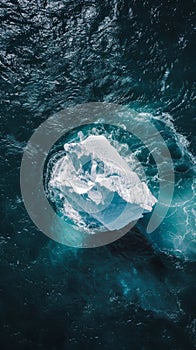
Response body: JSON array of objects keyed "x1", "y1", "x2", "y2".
[{"x1": 0, "y1": 1, "x2": 195, "y2": 349}]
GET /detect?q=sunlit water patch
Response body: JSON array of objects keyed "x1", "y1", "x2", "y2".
[{"x1": 44, "y1": 114, "x2": 196, "y2": 260}]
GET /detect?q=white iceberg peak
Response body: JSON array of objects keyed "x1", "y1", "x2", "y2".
[{"x1": 49, "y1": 135, "x2": 157, "y2": 231}]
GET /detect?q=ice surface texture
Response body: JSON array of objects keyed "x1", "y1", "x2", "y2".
[{"x1": 48, "y1": 135, "x2": 157, "y2": 231}]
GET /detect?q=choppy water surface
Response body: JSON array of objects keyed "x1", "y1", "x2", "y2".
[{"x1": 0, "y1": 1, "x2": 195, "y2": 349}]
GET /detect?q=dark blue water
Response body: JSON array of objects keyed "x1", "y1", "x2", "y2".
[{"x1": 0, "y1": 1, "x2": 195, "y2": 349}]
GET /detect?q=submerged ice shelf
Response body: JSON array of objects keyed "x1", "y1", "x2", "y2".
[{"x1": 48, "y1": 135, "x2": 157, "y2": 231}]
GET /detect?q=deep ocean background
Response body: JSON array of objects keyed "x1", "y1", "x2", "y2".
[{"x1": 0, "y1": 1, "x2": 195, "y2": 349}]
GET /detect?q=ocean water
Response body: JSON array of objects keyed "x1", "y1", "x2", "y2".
[{"x1": 0, "y1": 1, "x2": 195, "y2": 349}]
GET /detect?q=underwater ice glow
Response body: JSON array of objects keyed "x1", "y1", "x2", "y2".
[{"x1": 48, "y1": 135, "x2": 157, "y2": 232}]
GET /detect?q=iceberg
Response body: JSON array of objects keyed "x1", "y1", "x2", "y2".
[{"x1": 48, "y1": 135, "x2": 157, "y2": 231}]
